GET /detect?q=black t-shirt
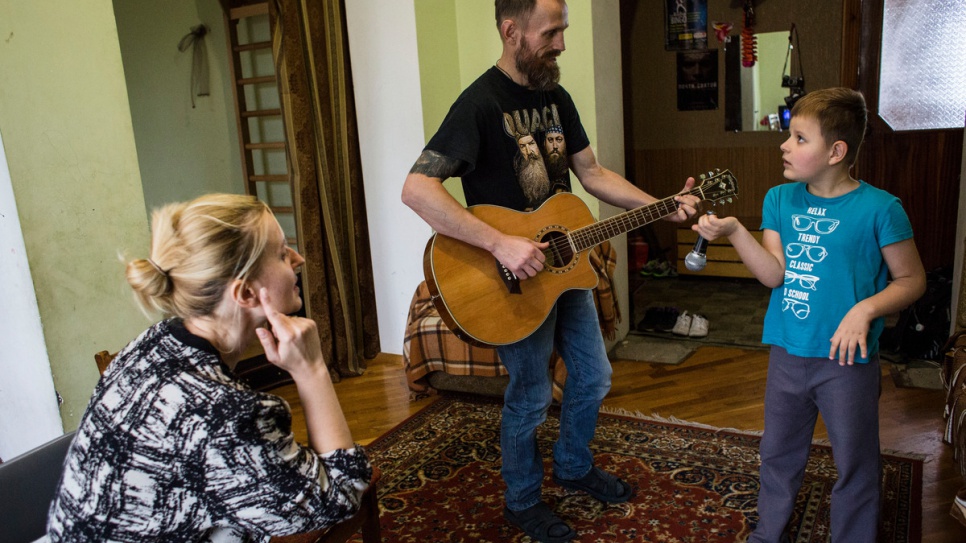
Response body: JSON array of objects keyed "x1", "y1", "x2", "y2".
[{"x1": 425, "y1": 67, "x2": 590, "y2": 211}]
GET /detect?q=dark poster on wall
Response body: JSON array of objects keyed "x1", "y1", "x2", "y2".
[
  {"x1": 677, "y1": 50, "x2": 718, "y2": 111},
  {"x1": 665, "y1": 0, "x2": 708, "y2": 50}
]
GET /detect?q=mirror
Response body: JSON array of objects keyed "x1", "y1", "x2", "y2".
[{"x1": 726, "y1": 31, "x2": 794, "y2": 131}]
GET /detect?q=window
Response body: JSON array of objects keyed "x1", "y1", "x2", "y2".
[{"x1": 878, "y1": 0, "x2": 966, "y2": 131}]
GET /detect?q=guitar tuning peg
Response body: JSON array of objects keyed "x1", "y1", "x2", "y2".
[{"x1": 699, "y1": 173, "x2": 707, "y2": 180}]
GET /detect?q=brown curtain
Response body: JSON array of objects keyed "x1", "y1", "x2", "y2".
[{"x1": 269, "y1": 0, "x2": 379, "y2": 378}]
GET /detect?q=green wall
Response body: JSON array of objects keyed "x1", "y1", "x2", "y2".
[
  {"x1": 113, "y1": 0, "x2": 243, "y2": 213},
  {"x1": 0, "y1": 0, "x2": 152, "y2": 428}
]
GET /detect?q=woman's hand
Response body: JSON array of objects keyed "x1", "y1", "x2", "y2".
[
  {"x1": 256, "y1": 287, "x2": 355, "y2": 453},
  {"x1": 255, "y1": 288, "x2": 326, "y2": 379}
]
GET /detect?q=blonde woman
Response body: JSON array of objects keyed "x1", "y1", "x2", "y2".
[{"x1": 48, "y1": 194, "x2": 370, "y2": 542}]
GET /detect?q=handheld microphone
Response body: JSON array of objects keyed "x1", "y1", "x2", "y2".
[{"x1": 684, "y1": 212, "x2": 715, "y2": 272}]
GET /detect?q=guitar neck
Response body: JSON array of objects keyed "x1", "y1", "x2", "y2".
[{"x1": 568, "y1": 190, "x2": 697, "y2": 253}]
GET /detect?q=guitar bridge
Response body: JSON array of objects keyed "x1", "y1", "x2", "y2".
[{"x1": 496, "y1": 260, "x2": 522, "y2": 295}]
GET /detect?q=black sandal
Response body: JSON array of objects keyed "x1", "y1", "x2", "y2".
[
  {"x1": 503, "y1": 502, "x2": 576, "y2": 543},
  {"x1": 554, "y1": 466, "x2": 633, "y2": 503}
]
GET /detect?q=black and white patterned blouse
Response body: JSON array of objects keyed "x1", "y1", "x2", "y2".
[{"x1": 47, "y1": 319, "x2": 371, "y2": 542}]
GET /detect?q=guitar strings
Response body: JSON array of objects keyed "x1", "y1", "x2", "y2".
[{"x1": 540, "y1": 184, "x2": 711, "y2": 262}]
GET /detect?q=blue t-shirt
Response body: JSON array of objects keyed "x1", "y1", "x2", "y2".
[{"x1": 760, "y1": 181, "x2": 914, "y2": 361}]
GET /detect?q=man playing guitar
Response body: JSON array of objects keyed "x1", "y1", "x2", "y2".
[{"x1": 401, "y1": 1, "x2": 700, "y2": 541}]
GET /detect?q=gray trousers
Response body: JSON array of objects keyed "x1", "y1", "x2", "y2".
[{"x1": 749, "y1": 346, "x2": 881, "y2": 543}]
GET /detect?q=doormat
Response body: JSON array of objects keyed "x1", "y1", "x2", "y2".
[
  {"x1": 888, "y1": 359, "x2": 943, "y2": 390},
  {"x1": 609, "y1": 334, "x2": 697, "y2": 364}
]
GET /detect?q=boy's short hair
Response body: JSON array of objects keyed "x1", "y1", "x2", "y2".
[{"x1": 791, "y1": 88, "x2": 868, "y2": 166}]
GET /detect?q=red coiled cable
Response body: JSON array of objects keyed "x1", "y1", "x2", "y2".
[{"x1": 741, "y1": 2, "x2": 757, "y2": 67}]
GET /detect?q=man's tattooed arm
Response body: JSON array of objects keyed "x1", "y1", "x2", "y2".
[{"x1": 409, "y1": 150, "x2": 467, "y2": 180}]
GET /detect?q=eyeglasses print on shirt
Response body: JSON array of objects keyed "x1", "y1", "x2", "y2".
[
  {"x1": 785, "y1": 243, "x2": 828, "y2": 262},
  {"x1": 791, "y1": 214, "x2": 840, "y2": 234},
  {"x1": 782, "y1": 298, "x2": 810, "y2": 319},
  {"x1": 784, "y1": 270, "x2": 819, "y2": 290}
]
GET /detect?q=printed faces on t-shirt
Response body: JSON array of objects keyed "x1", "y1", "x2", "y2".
[{"x1": 502, "y1": 103, "x2": 570, "y2": 209}]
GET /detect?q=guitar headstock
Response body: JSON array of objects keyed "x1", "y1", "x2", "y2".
[{"x1": 695, "y1": 169, "x2": 738, "y2": 206}]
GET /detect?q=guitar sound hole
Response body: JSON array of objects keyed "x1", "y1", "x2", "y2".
[{"x1": 540, "y1": 231, "x2": 574, "y2": 269}]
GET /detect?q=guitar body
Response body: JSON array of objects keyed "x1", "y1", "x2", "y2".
[{"x1": 424, "y1": 193, "x2": 599, "y2": 347}]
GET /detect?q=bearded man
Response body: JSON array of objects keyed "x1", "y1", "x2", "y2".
[
  {"x1": 514, "y1": 133, "x2": 551, "y2": 207},
  {"x1": 401, "y1": 2, "x2": 700, "y2": 540}
]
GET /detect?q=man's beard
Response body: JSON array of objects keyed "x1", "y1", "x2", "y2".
[
  {"x1": 515, "y1": 151, "x2": 551, "y2": 206},
  {"x1": 546, "y1": 152, "x2": 568, "y2": 182},
  {"x1": 515, "y1": 38, "x2": 560, "y2": 91}
]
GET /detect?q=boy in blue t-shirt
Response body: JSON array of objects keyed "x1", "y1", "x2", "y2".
[{"x1": 694, "y1": 87, "x2": 926, "y2": 542}]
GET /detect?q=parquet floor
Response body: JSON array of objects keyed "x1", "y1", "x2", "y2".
[{"x1": 276, "y1": 347, "x2": 964, "y2": 542}]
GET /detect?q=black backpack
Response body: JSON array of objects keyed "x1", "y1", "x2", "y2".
[{"x1": 881, "y1": 267, "x2": 952, "y2": 362}]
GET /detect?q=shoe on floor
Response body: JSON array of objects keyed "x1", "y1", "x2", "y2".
[
  {"x1": 688, "y1": 314, "x2": 709, "y2": 337},
  {"x1": 636, "y1": 306, "x2": 662, "y2": 332},
  {"x1": 671, "y1": 311, "x2": 692, "y2": 336},
  {"x1": 638, "y1": 260, "x2": 664, "y2": 276},
  {"x1": 554, "y1": 466, "x2": 633, "y2": 504},
  {"x1": 651, "y1": 260, "x2": 678, "y2": 278},
  {"x1": 504, "y1": 502, "x2": 576, "y2": 543},
  {"x1": 654, "y1": 307, "x2": 680, "y2": 332}
]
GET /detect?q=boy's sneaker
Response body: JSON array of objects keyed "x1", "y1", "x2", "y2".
[
  {"x1": 688, "y1": 314, "x2": 709, "y2": 337},
  {"x1": 671, "y1": 311, "x2": 692, "y2": 336}
]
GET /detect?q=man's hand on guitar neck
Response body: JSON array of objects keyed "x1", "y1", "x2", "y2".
[
  {"x1": 493, "y1": 234, "x2": 550, "y2": 280},
  {"x1": 667, "y1": 177, "x2": 701, "y2": 223}
]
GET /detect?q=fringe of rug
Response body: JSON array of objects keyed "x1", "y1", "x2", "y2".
[
  {"x1": 598, "y1": 405, "x2": 926, "y2": 459},
  {"x1": 599, "y1": 406, "x2": 764, "y2": 436}
]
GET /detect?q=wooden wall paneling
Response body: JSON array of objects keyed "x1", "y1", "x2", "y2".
[
  {"x1": 852, "y1": 0, "x2": 964, "y2": 272},
  {"x1": 839, "y1": 0, "x2": 862, "y2": 88},
  {"x1": 631, "y1": 147, "x2": 784, "y2": 263},
  {"x1": 861, "y1": 127, "x2": 964, "y2": 271}
]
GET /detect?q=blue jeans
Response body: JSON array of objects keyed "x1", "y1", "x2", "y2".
[{"x1": 497, "y1": 289, "x2": 612, "y2": 511}]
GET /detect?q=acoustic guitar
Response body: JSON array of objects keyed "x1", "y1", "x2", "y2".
[{"x1": 423, "y1": 169, "x2": 738, "y2": 347}]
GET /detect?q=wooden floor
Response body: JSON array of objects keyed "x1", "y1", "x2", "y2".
[{"x1": 277, "y1": 347, "x2": 964, "y2": 542}]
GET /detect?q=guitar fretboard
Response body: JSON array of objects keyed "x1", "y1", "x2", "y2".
[{"x1": 567, "y1": 188, "x2": 702, "y2": 253}]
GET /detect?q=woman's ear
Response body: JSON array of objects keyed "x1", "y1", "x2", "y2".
[
  {"x1": 229, "y1": 279, "x2": 260, "y2": 309},
  {"x1": 828, "y1": 140, "x2": 848, "y2": 166}
]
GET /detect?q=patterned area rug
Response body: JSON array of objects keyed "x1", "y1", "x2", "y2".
[{"x1": 354, "y1": 396, "x2": 922, "y2": 542}]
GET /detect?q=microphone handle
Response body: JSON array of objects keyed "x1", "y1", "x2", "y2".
[
  {"x1": 692, "y1": 235, "x2": 709, "y2": 255},
  {"x1": 684, "y1": 216, "x2": 713, "y2": 272}
]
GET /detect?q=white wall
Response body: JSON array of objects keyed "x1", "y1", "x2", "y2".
[
  {"x1": 0, "y1": 128, "x2": 63, "y2": 461},
  {"x1": 591, "y1": 0, "x2": 630, "y2": 343},
  {"x1": 345, "y1": 1, "x2": 431, "y2": 354}
]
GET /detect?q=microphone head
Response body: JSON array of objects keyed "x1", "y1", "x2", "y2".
[{"x1": 684, "y1": 250, "x2": 707, "y2": 272}]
